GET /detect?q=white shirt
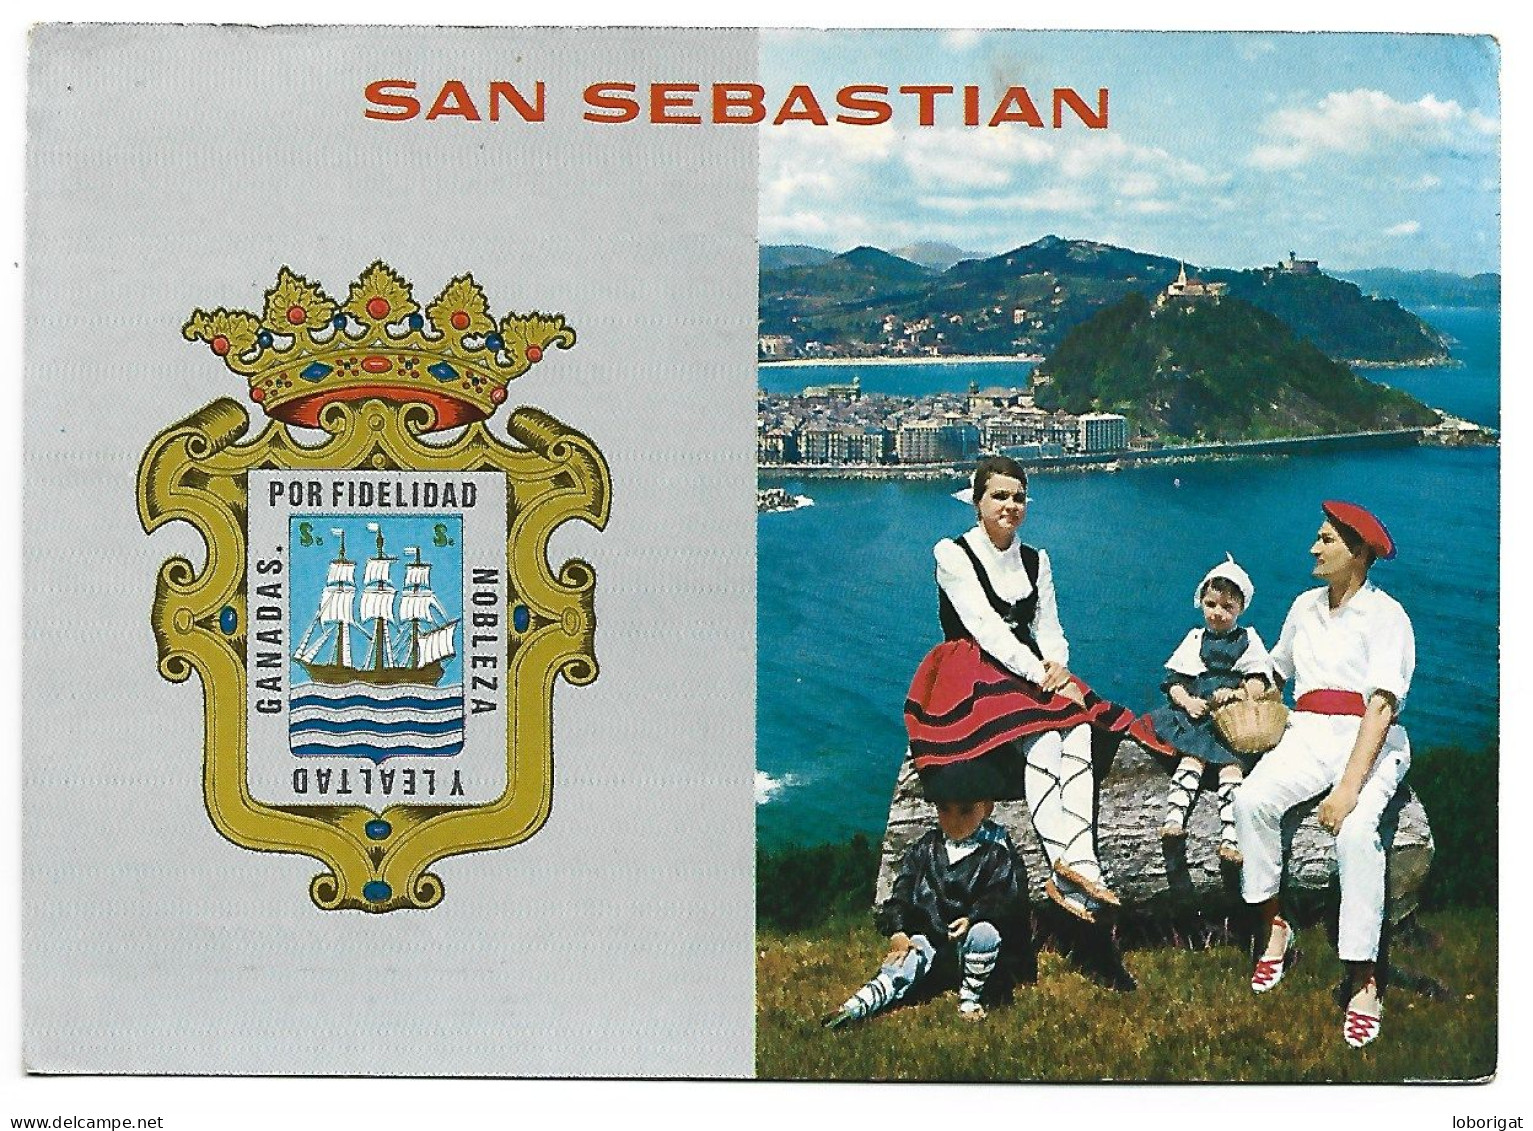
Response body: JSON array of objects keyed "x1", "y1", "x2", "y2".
[
  {"x1": 1269, "y1": 582, "x2": 1415, "y2": 712},
  {"x1": 933, "y1": 526, "x2": 1068, "y2": 685}
]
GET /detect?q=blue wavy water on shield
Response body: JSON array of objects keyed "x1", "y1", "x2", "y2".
[
  {"x1": 290, "y1": 693, "x2": 463, "y2": 713},
  {"x1": 290, "y1": 682, "x2": 464, "y2": 762}
]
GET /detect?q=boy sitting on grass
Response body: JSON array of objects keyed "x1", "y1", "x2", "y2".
[{"x1": 822, "y1": 798, "x2": 1034, "y2": 1027}]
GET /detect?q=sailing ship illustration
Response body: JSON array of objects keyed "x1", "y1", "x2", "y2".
[{"x1": 294, "y1": 523, "x2": 461, "y2": 687}]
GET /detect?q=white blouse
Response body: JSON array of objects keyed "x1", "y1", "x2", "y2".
[{"x1": 933, "y1": 525, "x2": 1068, "y2": 685}]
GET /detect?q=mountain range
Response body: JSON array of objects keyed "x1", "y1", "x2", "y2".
[{"x1": 760, "y1": 236, "x2": 1478, "y2": 365}]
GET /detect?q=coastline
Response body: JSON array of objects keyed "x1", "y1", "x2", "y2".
[
  {"x1": 754, "y1": 426, "x2": 1497, "y2": 481},
  {"x1": 758, "y1": 354, "x2": 1042, "y2": 369},
  {"x1": 759, "y1": 351, "x2": 1449, "y2": 371}
]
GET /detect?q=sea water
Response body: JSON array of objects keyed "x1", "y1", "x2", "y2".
[
  {"x1": 757, "y1": 306, "x2": 1500, "y2": 848},
  {"x1": 757, "y1": 358, "x2": 1036, "y2": 398}
]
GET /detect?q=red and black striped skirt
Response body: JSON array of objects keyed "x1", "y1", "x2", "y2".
[{"x1": 904, "y1": 639, "x2": 1135, "y2": 801}]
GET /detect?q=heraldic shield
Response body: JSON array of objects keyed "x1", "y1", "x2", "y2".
[{"x1": 137, "y1": 262, "x2": 610, "y2": 912}]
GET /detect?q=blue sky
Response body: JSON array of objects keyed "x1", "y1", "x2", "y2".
[{"x1": 760, "y1": 31, "x2": 1500, "y2": 274}]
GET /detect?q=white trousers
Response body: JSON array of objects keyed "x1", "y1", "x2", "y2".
[{"x1": 1233, "y1": 712, "x2": 1410, "y2": 961}]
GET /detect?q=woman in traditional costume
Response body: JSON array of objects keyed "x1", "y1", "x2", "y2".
[{"x1": 903, "y1": 456, "x2": 1134, "y2": 922}]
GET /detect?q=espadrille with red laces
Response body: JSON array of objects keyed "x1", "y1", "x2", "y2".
[
  {"x1": 1344, "y1": 979, "x2": 1382, "y2": 1048},
  {"x1": 1250, "y1": 918, "x2": 1295, "y2": 994}
]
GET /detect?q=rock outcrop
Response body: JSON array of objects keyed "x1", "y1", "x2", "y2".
[{"x1": 876, "y1": 741, "x2": 1434, "y2": 926}]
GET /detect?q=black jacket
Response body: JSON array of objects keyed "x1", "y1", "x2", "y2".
[{"x1": 874, "y1": 823, "x2": 1036, "y2": 999}]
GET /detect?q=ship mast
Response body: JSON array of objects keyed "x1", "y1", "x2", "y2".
[
  {"x1": 331, "y1": 529, "x2": 348, "y2": 666},
  {"x1": 408, "y1": 545, "x2": 423, "y2": 667}
]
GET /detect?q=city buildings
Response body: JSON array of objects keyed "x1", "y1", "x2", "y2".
[
  {"x1": 757, "y1": 381, "x2": 1129, "y2": 467},
  {"x1": 1079, "y1": 411, "x2": 1130, "y2": 453}
]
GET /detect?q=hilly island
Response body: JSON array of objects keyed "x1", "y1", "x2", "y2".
[
  {"x1": 759, "y1": 236, "x2": 1451, "y2": 366},
  {"x1": 1033, "y1": 290, "x2": 1439, "y2": 442}
]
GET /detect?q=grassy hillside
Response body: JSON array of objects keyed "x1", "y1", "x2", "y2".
[{"x1": 757, "y1": 907, "x2": 1495, "y2": 1082}]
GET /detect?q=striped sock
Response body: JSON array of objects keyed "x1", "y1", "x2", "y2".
[
  {"x1": 841, "y1": 936, "x2": 933, "y2": 1020},
  {"x1": 841, "y1": 973, "x2": 899, "y2": 1020},
  {"x1": 959, "y1": 924, "x2": 1001, "y2": 1013}
]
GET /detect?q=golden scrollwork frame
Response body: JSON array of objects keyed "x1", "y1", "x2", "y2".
[{"x1": 137, "y1": 396, "x2": 610, "y2": 912}]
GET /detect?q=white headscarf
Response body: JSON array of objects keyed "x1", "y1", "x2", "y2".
[{"x1": 1195, "y1": 554, "x2": 1254, "y2": 610}]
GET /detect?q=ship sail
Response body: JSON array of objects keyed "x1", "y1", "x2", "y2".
[
  {"x1": 416, "y1": 621, "x2": 459, "y2": 666},
  {"x1": 398, "y1": 562, "x2": 444, "y2": 622},
  {"x1": 359, "y1": 554, "x2": 397, "y2": 623}
]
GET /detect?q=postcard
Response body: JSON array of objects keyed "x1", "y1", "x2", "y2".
[{"x1": 21, "y1": 23, "x2": 1499, "y2": 1093}]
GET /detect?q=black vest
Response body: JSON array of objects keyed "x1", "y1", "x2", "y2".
[{"x1": 937, "y1": 536, "x2": 1043, "y2": 660}]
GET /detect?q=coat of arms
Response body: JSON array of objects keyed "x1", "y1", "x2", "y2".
[{"x1": 137, "y1": 263, "x2": 609, "y2": 911}]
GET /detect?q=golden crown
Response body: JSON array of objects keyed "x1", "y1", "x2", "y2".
[{"x1": 184, "y1": 261, "x2": 575, "y2": 433}]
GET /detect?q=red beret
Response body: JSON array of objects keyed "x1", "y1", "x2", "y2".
[{"x1": 1322, "y1": 500, "x2": 1396, "y2": 561}]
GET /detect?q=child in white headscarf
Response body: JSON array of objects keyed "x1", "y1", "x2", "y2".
[{"x1": 1129, "y1": 556, "x2": 1274, "y2": 864}]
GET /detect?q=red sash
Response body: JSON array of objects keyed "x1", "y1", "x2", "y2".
[{"x1": 1294, "y1": 689, "x2": 1367, "y2": 717}]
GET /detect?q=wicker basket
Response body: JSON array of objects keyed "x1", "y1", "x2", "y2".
[{"x1": 1212, "y1": 691, "x2": 1290, "y2": 756}]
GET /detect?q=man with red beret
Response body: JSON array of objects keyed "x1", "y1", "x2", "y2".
[{"x1": 1232, "y1": 501, "x2": 1414, "y2": 1048}]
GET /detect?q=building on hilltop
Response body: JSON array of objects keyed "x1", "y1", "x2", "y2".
[
  {"x1": 1159, "y1": 262, "x2": 1228, "y2": 307},
  {"x1": 1280, "y1": 250, "x2": 1320, "y2": 275}
]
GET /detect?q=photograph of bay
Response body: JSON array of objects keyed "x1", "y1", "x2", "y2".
[{"x1": 754, "y1": 30, "x2": 1498, "y2": 1083}]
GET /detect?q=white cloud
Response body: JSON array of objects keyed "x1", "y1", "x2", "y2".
[
  {"x1": 899, "y1": 128, "x2": 1054, "y2": 189},
  {"x1": 759, "y1": 209, "x2": 836, "y2": 239},
  {"x1": 941, "y1": 29, "x2": 982, "y2": 51},
  {"x1": 1059, "y1": 133, "x2": 1223, "y2": 187},
  {"x1": 919, "y1": 186, "x2": 1093, "y2": 215},
  {"x1": 1248, "y1": 89, "x2": 1499, "y2": 170},
  {"x1": 1412, "y1": 173, "x2": 1442, "y2": 190},
  {"x1": 1116, "y1": 172, "x2": 1159, "y2": 198},
  {"x1": 1237, "y1": 39, "x2": 1277, "y2": 62},
  {"x1": 758, "y1": 124, "x2": 900, "y2": 229},
  {"x1": 1384, "y1": 221, "x2": 1422, "y2": 237}
]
